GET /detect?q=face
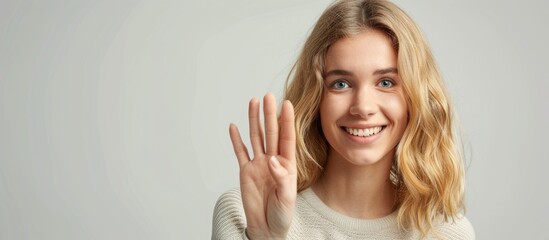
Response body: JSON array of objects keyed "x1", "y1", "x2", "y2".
[{"x1": 320, "y1": 30, "x2": 408, "y2": 167}]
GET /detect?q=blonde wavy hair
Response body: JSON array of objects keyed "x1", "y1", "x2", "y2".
[{"x1": 284, "y1": 0, "x2": 465, "y2": 236}]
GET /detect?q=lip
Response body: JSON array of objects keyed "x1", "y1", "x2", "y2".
[
  {"x1": 344, "y1": 124, "x2": 386, "y2": 129},
  {"x1": 340, "y1": 125, "x2": 386, "y2": 144}
]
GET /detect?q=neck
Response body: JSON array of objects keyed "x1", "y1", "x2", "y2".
[{"x1": 312, "y1": 150, "x2": 396, "y2": 219}]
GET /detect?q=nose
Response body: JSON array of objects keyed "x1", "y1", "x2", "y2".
[{"x1": 349, "y1": 87, "x2": 378, "y2": 118}]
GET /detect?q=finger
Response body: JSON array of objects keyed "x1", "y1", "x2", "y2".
[
  {"x1": 278, "y1": 100, "x2": 296, "y2": 167},
  {"x1": 229, "y1": 123, "x2": 251, "y2": 167},
  {"x1": 263, "y1": 93, "x2": 279, "y2": 156},
  {"x1": 248, "y1": 97, "x2": 265, "y2": 156}
]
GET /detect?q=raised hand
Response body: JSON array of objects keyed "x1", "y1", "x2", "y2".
[{"x1": 229, "y1": 93, "x2": 297, "y2": 239}]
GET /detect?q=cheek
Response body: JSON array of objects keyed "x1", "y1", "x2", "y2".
[
  {"x1": 319, "y1": 94, "x2": 347, "y2": 134},
  {"x1": 383, "y1": 94, "x2": 408, "y2": 126},
  {"x1": 319, "y1": 97, "x2": 332, "y2": 129}
]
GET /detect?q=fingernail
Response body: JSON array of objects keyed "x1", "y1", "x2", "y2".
[{"x1": 270, "y1": 156, "x2": 280, "y2": 168}]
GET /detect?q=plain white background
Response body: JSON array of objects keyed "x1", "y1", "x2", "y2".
[{"x1": 1, "y1": 0, "x2": 548, "y2": 239}]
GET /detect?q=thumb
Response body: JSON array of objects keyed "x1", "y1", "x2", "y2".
[
  {"x1": 268, "y1": 156, "x2": 295, "y2": 202},
  {"x1": 268, "y1": 156, "x2": 287, "y2": 181}
]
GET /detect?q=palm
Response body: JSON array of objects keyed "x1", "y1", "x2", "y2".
[{"x1": 229, "y1": 93, "x2": 297, "y2": 239}]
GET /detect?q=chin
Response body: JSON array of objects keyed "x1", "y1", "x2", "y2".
[{"x1": 339, "y1": 149, "x2": 395, "y2": 167}]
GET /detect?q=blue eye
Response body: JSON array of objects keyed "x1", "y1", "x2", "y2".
[
  {"x1": 333, "y1": 81, "x2": 349, "y2": 89},
  {"x1": 379, "y1": 79, "x2": 394, "y2": 88}
]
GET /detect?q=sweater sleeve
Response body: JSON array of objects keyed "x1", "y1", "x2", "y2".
[{"x1": 211, "y1": 188, "x2": 249, "y2": 240}]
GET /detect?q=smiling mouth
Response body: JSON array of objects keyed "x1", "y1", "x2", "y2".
[{"x1": 344, "y1": 126, "x2": 386, "y2": 137}]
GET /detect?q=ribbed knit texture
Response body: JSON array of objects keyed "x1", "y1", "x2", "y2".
[{"x1": 212, "y1": 188, "x2": 474, "y2": 239}]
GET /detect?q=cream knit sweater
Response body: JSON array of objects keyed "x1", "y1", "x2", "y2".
[{"x1": 212, "y1": 188, "x2": 474, "y2": 239}]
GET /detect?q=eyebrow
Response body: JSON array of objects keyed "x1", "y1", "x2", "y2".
[
  {"x1": 373, "y1": 67, "x2": 398, "y2": 75},
  {"x1": 323, "y1": 69, "x2": 352, "y2": 78},
  {"x1": 324, "y1": 67, "x2": 398, "y2": 78}
]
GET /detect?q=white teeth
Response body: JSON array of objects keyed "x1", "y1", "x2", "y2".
[{"x1": 345, "y1": 126, "x2": 383, "y2": 137}]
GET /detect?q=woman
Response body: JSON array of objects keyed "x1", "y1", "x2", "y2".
[{"x1": 213, "y1": 0, "x2": 474, "y2": 239}]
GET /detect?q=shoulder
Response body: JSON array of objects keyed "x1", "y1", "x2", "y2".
[
  {"x1": 214, "y1": 188, "x2": 244, "y2": 212},
  {"x1": 212, "y1": 188, "x2": 247, "y2": 239},
  {"x1": 431, "y1": 215, "x2": 475, "y2": 240}
]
